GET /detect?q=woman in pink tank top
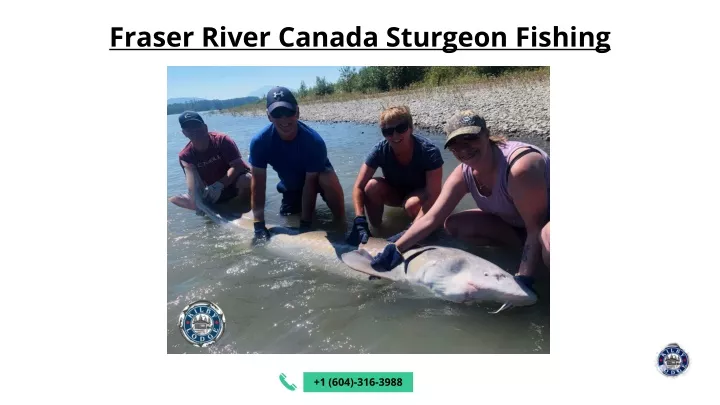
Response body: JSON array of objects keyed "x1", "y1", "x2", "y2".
[{"x1": 370, "y1": 110, "x2": 550, "y2": 291}]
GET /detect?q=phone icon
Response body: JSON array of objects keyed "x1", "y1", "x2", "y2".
[{"x1": 279, "y1": 373, "x2": 297, "y2": 391}]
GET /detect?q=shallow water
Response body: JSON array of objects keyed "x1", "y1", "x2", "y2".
[{"x1": 167, "y1": 112, "x2": 550, "y2": 354}]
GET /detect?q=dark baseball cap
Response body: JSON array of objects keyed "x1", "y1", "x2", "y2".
[
  {"x1": 178, "y1": 111, "x2": 205, "y2": 128},
  {"x1": 266, "y1": 86, "x2": 298, "y2": 113},
  {"x1": 443, "y1": 110, "x2": 487, "y2": 148}
]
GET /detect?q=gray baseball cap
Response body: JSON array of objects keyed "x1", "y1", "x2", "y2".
[{"x1": 444, "y1": 110, "x2": 487, "y2": 148}]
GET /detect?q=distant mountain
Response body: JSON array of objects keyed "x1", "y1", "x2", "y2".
[
  {"x1": 247, "y1": 85, "x2": 275, "y2": 98},
  {"x1": 167, "y1": 96, "x2": 261, "y2": 115},
  {"x1": 168, "y1": 97, "x2": 206, "y2": 105}
]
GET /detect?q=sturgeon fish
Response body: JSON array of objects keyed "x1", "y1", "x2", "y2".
[{"x1": 187, "y1": 168, "x2": 537, "y2": 313}]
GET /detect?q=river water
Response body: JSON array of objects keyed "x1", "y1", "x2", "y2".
[{"x1": 167, "y1": 112, "x2": 550, "y2": 354}]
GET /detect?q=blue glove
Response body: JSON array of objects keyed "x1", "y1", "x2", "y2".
[
  {"x1": 298, "y1": 219, "x2": 312, "y2": 233},
  {"x1": 370, "y1": 244, "x2": 404, "y2": 272},
  {"x1": 253, "y1": 221, "x2": 271, "y2": 242},
  {"x1": 514, "y1": 275, "x2": 537, "y2": 295},
  {"x1": 346, "y1": 216, "x2": 372, "y2": 245}
]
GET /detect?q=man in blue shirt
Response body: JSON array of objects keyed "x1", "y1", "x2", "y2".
[
  {"x1": 249, "y1": 86, "x2": 346, "y2": 240},
  {"x1": 346, "y1": 106, "x2": 444, "y2": 245}
]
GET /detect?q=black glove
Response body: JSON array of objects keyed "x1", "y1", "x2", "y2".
[
  {"x1": 253, "y1": 221, "x2": 271, "y2": 242},
  {"x1": 370, "y1": 244, "x2": 404, "y2": 272},
  {"x1": 346, "y1": 216, "x2": 372, "y2": 245}
]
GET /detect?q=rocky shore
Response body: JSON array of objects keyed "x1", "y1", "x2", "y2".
[{"x1": 227, "y1": 76, "x2": 550, "y2": 153}]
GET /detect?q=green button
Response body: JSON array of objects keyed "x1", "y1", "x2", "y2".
[{"x1": 303, "y1": 372, "x2": 413, "y2": 392}]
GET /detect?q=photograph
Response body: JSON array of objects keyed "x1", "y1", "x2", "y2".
[
  {"x1": 8, "y1": 0, "x2": 718, "y2": 401},
  {"x1": 166, "y1": 66, "x2": 550, "y2": 354}
]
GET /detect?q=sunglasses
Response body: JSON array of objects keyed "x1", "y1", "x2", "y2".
[
  {"x1": 270, "y1": 107, "x2": 296, "y2": 119},
  {"x1": 381, "y1": 121, "x2": 410, "y2": 137},
  {"x1": 446, "y1": 134, "x2": 481, "y2": 151}
]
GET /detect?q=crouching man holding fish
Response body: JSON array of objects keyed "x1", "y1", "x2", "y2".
[{"x1": 169, "y1": 111, "x2": 252, "y2": 214}]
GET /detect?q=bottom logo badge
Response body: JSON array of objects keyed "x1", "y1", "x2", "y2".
[
  {"x1": 178, "y1": 300, "x2": 226, "y2": 347},
  {"x1": 657, "y1": 343, "x2": 689, "y2": 377}
]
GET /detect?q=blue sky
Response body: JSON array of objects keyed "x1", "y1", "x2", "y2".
[{"x1": 167, "y1": 66, "x2": 363, "y2": 100}]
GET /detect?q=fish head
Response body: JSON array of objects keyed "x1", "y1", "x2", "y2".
[
  {"x1": 460, "y1": 266, "x2": 537, "y2": 307},
  {"x1": 409, "y1": 247, "x2": 537, "y2": 307}
]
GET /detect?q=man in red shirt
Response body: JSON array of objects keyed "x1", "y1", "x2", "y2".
[{"x1": 169, "y1": 111, "x2": 252, "y2": 213}]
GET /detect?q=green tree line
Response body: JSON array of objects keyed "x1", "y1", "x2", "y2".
[
  {"x1": 168, "y1": 96, "x2": 259, "y2": 115},
  {"x1": 293, "y1": 66, "x2": 544, "y2": 99}
]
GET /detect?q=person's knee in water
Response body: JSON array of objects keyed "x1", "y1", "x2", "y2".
[
  {"x1": 169, "y1": 111, "x2": 253, "y2": 214},
  {"x1": 248, "y1": 87, "x2": 345, "y2": 238},
  {"x1": 346, "y1": 105, "x2": 443, "y2": 245}
]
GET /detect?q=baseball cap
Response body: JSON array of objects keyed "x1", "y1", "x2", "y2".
[
  {"x1": 443, "y1": 110, "x2": 487, "y2": 148},
  {"x1": 266, "y1": 86, "x2": 298, "y2": 113},
  {"x1": 178, "y1": 111, "x2": 205, "y2": 128}
]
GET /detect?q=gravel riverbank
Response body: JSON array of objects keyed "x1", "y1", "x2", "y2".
[{"x1": 225, "y1": 76, "x2": 550, "y2": 153}]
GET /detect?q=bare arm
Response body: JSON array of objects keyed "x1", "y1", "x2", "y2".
[
  {"x1": 218, "y1": 166, "x2": 241, "y2": 188},
  {"x1": 301, "y1": 172, "x2": 319, "y2": 223},
  {"x1": 218, "y1": 158, "x2": 251, "y2": 187},
  {"x1": 415, "y1": 166, "x2": 443, "y2": 222},
  {"x1": 395, "y1": 165, "x2": 468, "y2": 252},
  {"x1": 251, "y1": 167, "x2": 267, "y2": 222},
  {"x1": 234, "y1": 156, "x2": 252, "y2": 173},
  {"x1": 217, "y1": 138, "x2": 251, "y2": 187},
  {"x1": 352, "y1": 164, "x2": 377, "y2": 217},
  {"x1": 181, "y1": 161, "x2": 203, "y2": 200},
  {"x1": 507, "y1": 153, "x2": 549, "y2": 278}
]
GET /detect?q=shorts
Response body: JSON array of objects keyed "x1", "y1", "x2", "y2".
[
  {"x1": 216, "y1": 185, "x2": 240, "y2": 204},
  {"x1": 388, "y1": 186, "x2": 427, "y2": 208}
]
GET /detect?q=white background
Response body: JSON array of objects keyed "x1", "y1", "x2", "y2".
[{"x1": 2, "y1": 0, "x2": 718, "y2": 403}]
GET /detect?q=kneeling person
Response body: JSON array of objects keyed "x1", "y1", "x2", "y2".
[
  {"x1": 249, "y1": 87, "x2": 345, "y2": 240},
  {"x1": 347, "y1": 106, "x2": 443, "y2": 245},
  {"x1": 169, "y1": 111, "x2": 252, "y2": 213}
]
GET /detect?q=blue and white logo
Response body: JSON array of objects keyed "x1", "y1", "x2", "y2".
[
  {"x1": 657, "y1": 343, "x2": 689, "y2": 377},
  {"x1": 177, "y1": 300, "x2": 226, "y2": 348}
]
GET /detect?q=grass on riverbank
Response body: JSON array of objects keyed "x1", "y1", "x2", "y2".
[{"x1": 224, "y1": 67, "x2": 549, "y2": 115}]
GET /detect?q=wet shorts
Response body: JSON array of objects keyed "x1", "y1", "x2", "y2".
[{"x1": 216, "y1": 185, "x2": 240, "y2": 204}]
